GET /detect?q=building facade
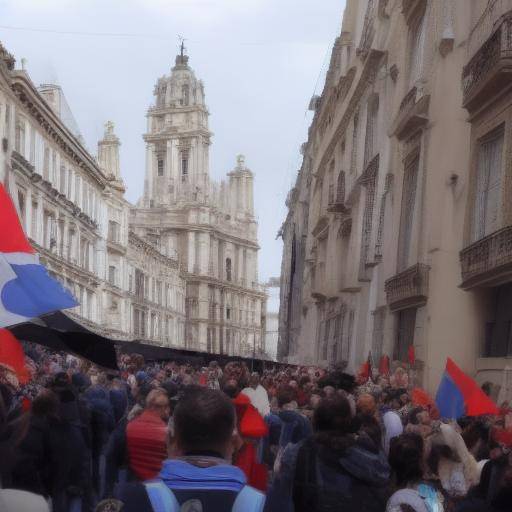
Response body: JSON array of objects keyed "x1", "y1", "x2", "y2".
[
  {"x1": 279, "y1": 0, "x2": 512, "y2": 394},
  {"x1": 131, "y1": 52, "x2": 266, "y2": 356},
  {"x1": 0, "y1": 44, "x2": 265, "y2": 355}
]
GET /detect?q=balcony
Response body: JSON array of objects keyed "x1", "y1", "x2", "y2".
[
  {"x1": 462, "y1": 10, "x2": 512, "y2": 112},
  {"x1": 460, "y1": 226, "x2": 512, "y2": 290},
  {"x1": 385, "y1": 263, "x2": 430, "y2": 312},
  {"x1": 391, "y1": 86, "x2": 430, "y2": 140}
]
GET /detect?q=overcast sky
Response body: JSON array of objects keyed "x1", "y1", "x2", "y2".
[{"x1": 0, "y1": 0, "x2": 345, "y2": 282}]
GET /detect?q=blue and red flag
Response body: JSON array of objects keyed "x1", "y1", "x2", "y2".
[
  {"x1": 435, "y1": 357, "x2": 499, "y2": 419},
  {"x1": 0, "y1": 183, "x2": 78, "y2": 327}
]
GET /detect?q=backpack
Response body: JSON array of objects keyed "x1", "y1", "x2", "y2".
[
  {"x1": 144, "y1": 480, "x2": 265, "y2": 512},
  {"x1": 387, "y1": 484, "x2": 443, "y2": 512},
  {"x1": 292, "y1": 438, "x2": 386, "y2": 512}
]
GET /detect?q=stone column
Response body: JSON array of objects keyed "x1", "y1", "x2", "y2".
[{"x1": 188, "y1": 231, "x2": 195, "y2": 273}]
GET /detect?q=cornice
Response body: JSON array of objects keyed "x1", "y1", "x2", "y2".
[{"x1": 10, "y1": 72, "x2": 108, "y2": 189}]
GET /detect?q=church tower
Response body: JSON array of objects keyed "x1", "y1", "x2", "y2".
[{"x1": 141, "y1": 46, "x2": 211, "y2": 207}]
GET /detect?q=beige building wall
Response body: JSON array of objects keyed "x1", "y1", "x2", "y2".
[{"x1": 279, "y1": 0, "x2": 512, "y2": 396}]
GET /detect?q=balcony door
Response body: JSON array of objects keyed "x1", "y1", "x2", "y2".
[
  {"x1": 472, "y1": 126, "x2": 504, "y2": 242},
  {"x1": 394, "y1": 307, "x2": 417, "y2": 362}
]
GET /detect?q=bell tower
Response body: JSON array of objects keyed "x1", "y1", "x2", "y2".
[{"x1": 141, "y1": 45, "x2": 212, "y2": 207}]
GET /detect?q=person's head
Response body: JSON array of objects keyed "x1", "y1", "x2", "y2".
[
  {"x1": 145, "y1": 388, "x2": 171, "y2": 421},
  {"x1": 249, "y1": 372, "x2": 260, "y2": 389},
  {"x1": 408, "y1": 407, "x2": 428, "y2": 426},
  {"x1": 173, "y1": 388, "x2": 235, "y2": 459},
  {"x1": 389, "y1": 433, "x2": 425, "y2": 487},
  {"x1": 322, "y1": 385, "x2": 336, "y2": 398},
  {"x1": 222, "y1": 380, "x2": 239, "y2": 399},
  {"x1": 354, "y1": 413, "x2": 382, "y2": 448},
  {"x1": 277, "y1": 385, "x2": 297, "y2": 408},
  {"x1": 356, "y1": 393, "x2": 376, "y2": 416},
  {"x1": 313, "y1": 396, "x2": 352, "y2": 435}
]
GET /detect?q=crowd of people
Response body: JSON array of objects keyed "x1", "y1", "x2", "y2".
[{"x1": 0, "y1": 342, "x2": 511, "y2": 512}]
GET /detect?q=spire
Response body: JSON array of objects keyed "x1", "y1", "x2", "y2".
[{"x1": 174, "y1": 35, "x2": 189, "y2": 68}]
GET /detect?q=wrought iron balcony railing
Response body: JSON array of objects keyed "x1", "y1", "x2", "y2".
[
  {"x1": 385, "y1": 263, "x2": 430, "y2": 312},
  {"x1": 462, "y1": 9, "x2": 512, "y2": 111},
  {"x1": 460, "y1": 226, "x2": 512, "y2": 289}
]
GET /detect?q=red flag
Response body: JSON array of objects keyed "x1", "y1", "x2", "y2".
[
  {"x1": 408, "y1": 345, "x2": 415, "y2": 366},
  {"x1": 0, "y1": 328, "x2": 30, "y2": 384},
  {"x1": 379, "y1": 355, "x2": 390, "y2": 376},
  {"x1": 446, "y1": 358, "x2": 499, "y2": 417}
]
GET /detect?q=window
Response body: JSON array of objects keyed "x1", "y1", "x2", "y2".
[
  {"x1": 60, "y1": 166, "x2": 66, "y2": 194},
  {"x1": 364, "y1": 96, "x2": 379, "y2": 167},
  {"x1": 226, "y1": 307, "x2": 231, "y2": 320},
  {"x1": 395, "y1": 307, "x2": 417, "y2": 362},
  {"x1": 350, "y1": 111, "x2": 359, "y2": 174},
  {"x1": 181, "y1": 152, "x2": 189, "y2": 181},
  {"x1": 226, "y1": 258, "x2": 232, "y2": 281},
  {"x1": 17, "y1": 189, "x2": 26, "y2": 226},
  {"x1": 408, "y1": 11, "x2": 426, "y2": 87},
  {"x1": 397, "y1": 154, "x2": 420, "y2": 271},
  {"x1": 472, "y1": 126, "x2": 504, "y2": 242},
  {"x1": 67, "y1": 169, "x2": 73, "y2": 198},
  {"x1": 108, "y1": 220, "x2": 120, "y2": 243},
  {"x1": 484, "y1": 283, "x2": 512, "y2": 357},
  {"x1": 135, "y1": 269, "x2": 145, "y2": 299},
  {"x1": 29, "y1": 125, "x2": 36, "y2": 164},
  {"x1": 157, "y1": 158, "x2": 164, "y2": 176},
  {"x1": 15, "y1": 117, "x2": 25, "y2": 154},
  {"x1": 43, "y1": 146, "x2": 50, "y2": 181},
  {"x1": 31, "y1": 201, "x2": 38, "y2": 240},
  {"x1": 108, "y1": 265, "x2": 116, "y2": 286},
  {"x1": 182, "y1": 85, "x2": 189, "y2": 106}
]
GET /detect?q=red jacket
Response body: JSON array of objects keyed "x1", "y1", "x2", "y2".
[{"x1": 126, "y1": 410, "x2": 168, "y2": 480}]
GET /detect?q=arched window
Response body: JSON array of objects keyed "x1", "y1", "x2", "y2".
[
  {"x1": 226, "y1": 257, "x2": 232, "y2": 281},
  {"x1": 182, "y1": 84, "x2": 189, "y2": 106},
  {"x1": 336, "y1": 171, "x2": 345, "y2": 204}
]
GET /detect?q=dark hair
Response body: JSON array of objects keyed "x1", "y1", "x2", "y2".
[
  {"x1": 407, "y1": 407, "x2": 425, "y2": 426},
  {"x1": 277, "y1": 385, "x2": 296, "y2": 408},
  {"x1": 389, "y1": 433, "x2": 425, "y2": 487},
  {"x1": 354, "y1": 413, "x2": 382, "y2": 448},
  {"x1": 313, "y1": 396, "x2": 354, "y2": 452},
  {"x1": 174, "y1": 388, "x2": 235, "y2": 453}
]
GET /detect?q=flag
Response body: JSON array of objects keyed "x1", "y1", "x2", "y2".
[
  {"x1": 0, "y1": 183, "x2": 78, "y2": 327},
  {"x1": 408, "y1": 345, "x2": 415, "y2": 366},
  {"x1": 379, "y1": 354, "x2": 390, "y2": 376},
  {"x1": 435, "y1": 358, "x2": 499, "y2": 419},
  {"x1": 0, "y1": 328, "x2": 30, "y2": 384}
]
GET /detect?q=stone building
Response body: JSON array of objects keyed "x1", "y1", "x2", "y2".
[
  {"x1": 131, "y1": 51, "x2": 266, "y2": 356},
  {"x1": 0, "y1": 43, "x2": 265, "y2": 355},
  {"x1": 279, "y1": 0, "x2": 512, "y2": 393}
]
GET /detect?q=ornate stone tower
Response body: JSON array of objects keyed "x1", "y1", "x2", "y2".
[
  {"x1": 131, "y1": 47, "x2": 265, "y2": 357},
  {"x1": 141, "y1": 49, "x2": 211, "y2": 207}
]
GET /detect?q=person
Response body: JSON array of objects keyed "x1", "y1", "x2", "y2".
[
  {"x1": 427, "y1": 423, "x2": 480, "y2": 500},
  {"x1": 382, "y1": 407, "x2": 404, "y2": 455},
  {"x1": 114, "y1": 387, "x2": 265, "y2": 512},
  {"x1": 0, "y1": 388, "x2": 49, "y2": 512},
  {"x1": 266, "y1": 395, "x2": 390, "y2": 512},
  {"x1": 387, "y1": 433, "x2": 445, "y2": 512},
  {"x1": 242, "y1": 372, "x2": 271, "y2": 418},
  {"x1": 126, "y1": 388, "x2": 170, "y2": 481}
]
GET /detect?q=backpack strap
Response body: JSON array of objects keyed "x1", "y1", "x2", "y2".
[
  {"x1": 144, "y1": 481, "x2": 180, "y2": 512},
  {"x1": 232, "y1": 485, "x2": 266, "y2": 512}
]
